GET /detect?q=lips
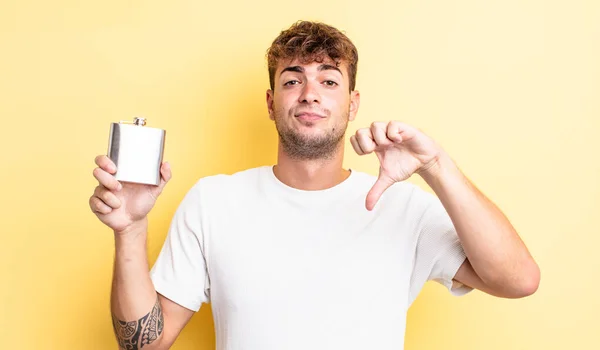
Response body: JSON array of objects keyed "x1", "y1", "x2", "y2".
[{"x1": 295, "y1": 112, "x2": 325, "y2": 121}]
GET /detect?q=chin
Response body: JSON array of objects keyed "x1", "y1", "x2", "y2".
[{"x1": 297, "y1": 125, "x2": 330, "y2": 137}]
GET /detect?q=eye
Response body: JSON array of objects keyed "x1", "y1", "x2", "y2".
[
  {"x1": 323, "y1": 80, "x2": 338, "y2": 87},
  {"x1": 284, "y1": 80, "x2": 300, "y2": 86}
]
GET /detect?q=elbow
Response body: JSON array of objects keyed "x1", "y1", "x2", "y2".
[
  {"x1": 523, "y1": 263, "x2": 541, "y2": 296},
  {"x1": 510, "y1": 262, "x2": 541, "y2": 298},
  {"x1": 485, "y1": 261, "x2": 540, "y2": 298}
]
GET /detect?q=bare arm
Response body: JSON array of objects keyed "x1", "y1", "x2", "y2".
[
  {"x1": 111, "y1": 220, "x2": 194, "y2": 350},
  {"x1": 349, "y1": 121, "x2": 539, "y2": 298},
  {"x1": 90, "y1": 155, "x2": 194, "y2": 349},
  {"x1": 420, "y1": 152, "x2": 540, "y2": 298}
]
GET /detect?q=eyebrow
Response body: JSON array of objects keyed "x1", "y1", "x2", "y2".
[{"x1": 280, "y1": 64, "x2": 343, "y2": 76}]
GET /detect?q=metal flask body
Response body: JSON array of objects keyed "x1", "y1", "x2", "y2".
[{"x1": 107, "y1": 117, "x2": 166, "y2": 186}]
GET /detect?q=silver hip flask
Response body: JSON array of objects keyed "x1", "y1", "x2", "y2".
[{"x1": 107, "y1": 117, "x2": 166, "y2": 186}]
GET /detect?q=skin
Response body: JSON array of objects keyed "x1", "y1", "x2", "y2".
[
  {"x1": 266, "y1": 57, "x2": 540, "y2": 298},
  {"x1": 266, "y1": 58, "x2": 360, "y2": 191},
  {"x1": 89, "y1": 53, "x2": 540, "y2": 350}
]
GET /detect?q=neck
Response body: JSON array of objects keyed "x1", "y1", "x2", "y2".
[{"x1": 273, "y1": 142, "x2": 350, "y2": 191}]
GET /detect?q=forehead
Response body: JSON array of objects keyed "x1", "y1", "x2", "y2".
[{"x1": 276, "y1": 57, "x2": 347, "y2": 76}]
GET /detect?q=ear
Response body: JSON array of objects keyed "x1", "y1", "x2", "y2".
[
  {"x1": 348, "y1": 90, "x2": 360, "y2": 121},
  {"x1": 266, "y1": 89, "x2": 275, "y2": 120}
]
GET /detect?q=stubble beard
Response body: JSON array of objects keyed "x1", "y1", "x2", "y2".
[{"x1": 274, "y1": 107, "x2": 349, "y2": 161}]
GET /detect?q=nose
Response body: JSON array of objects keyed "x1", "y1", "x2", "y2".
[{"x1": 298, "y1": 80, "x2": 320, "y2": 104}]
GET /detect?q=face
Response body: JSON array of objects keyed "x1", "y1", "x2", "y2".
[{"x1": 266, "y1": 58, "x2": 360, "y2": 160}]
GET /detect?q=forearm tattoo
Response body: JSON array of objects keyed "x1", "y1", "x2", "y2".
[{"x1": 111, "y1": 296, "x2": 164, "y2": 349}]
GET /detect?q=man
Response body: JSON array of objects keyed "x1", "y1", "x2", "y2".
[{"x1": 90, "y1": 21, "x2": 540, "y2": 350}]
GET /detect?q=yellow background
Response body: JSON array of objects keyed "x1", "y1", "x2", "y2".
[{"x1": 1, "y1": 1, "x2": 598, "y2": 349}]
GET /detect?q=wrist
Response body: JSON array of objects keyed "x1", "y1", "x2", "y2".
[
  {"x1": 418, "y1": 152, "x2": 460, "y2": 188},
  {"x1": 114, "y1": 217, "x2": 148, "y2": 242}
]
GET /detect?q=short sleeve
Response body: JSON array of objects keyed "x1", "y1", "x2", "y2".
[
  {"x1": 150, "y1": 182, "x2": 210, "y2": 312},
  {"x1": 408, "y1": 191, "x2": 472, "y2": 306}
]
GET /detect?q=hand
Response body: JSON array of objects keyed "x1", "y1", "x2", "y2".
[
  {"x1": 350, "y1": 121, "x2": 443, "y2": 211},
  {"x1": 89, "y1": 155, "x2": 172, "y2": 235}
]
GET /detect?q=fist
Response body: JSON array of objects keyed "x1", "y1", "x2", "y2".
[{"x1": 350, "y1": 121, "x2": 442, "y2": 210}]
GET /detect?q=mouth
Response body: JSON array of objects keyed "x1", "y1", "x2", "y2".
[{"x1": 295, "y1": 112, "x2": 326, "y2": 122}]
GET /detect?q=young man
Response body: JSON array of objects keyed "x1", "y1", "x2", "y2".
[{"x1": 90, "y1": 21, "x2": 540, "y2": 350}]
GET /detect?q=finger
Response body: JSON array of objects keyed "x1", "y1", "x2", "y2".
[
  {"x1": 93, "y1": 167, "x2": 122, "y2": 191},
  {"x1": 387, "y1": 121, "x2": 417, "y2": 143},
  {"x1": 162, "y1": 162, "x2": 172, "y2": 183},
  {"x1": 356, "y1": 128, "x2": 376, "y2": 154},
  {"x1": 89, "y1": 195, "x2": 113, "y2": 215},
  {"x1": 157, "y1": 161, "x2": 172, "y2": 191},
  {"x1": 94, "y1": 185, "x2": 121, "y2": 209},
  {"x1": 365, "y1": 174, "x2": 395, "y2": 211},
  {"x1": 370, "y1": 122, "x2": 392, "y2": 147},
  {"x1": 349, "y1": 135, "x2": 364, "y2": 155},
  {"x1": 386, "y1": 121, "x2": 403, "y2": 143},
  {"x1": 95, "y1": 155, "x2": 117, "y2": 174}
]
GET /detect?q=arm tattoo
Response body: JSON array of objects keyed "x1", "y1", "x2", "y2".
[{"x1": 112, "y1": 296, "x2": 164, "y2": 349}]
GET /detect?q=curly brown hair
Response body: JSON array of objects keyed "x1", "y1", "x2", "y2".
[{"x1": 266, "y1": 21, "x2": 359, "y2": 92}]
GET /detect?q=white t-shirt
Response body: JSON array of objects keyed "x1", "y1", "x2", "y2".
[{"x1": 150, "y1": 165, "x2": 472, "y2": 349}]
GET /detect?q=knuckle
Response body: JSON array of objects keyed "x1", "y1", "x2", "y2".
[
  {"x1": 97, "y1": 155, "x2": 114, "y2": 172},
  {"x1": 112, "y1": 195, "x2": 122, "y2": 208},
  {"x1": 360, "y1": 133, "x2": 373, "y2": 143},
  {"x1": 93, "y1": 186, "x2": 106, "y2": 200},
  {"x1": 357, "y1": 128, "x2": 370, "y2": 137},
  {"x1": 97, "y1": 205, "x2": 110, "y2": 215},
  {"x1": 97, "y1": 155, "x2": 112, "y2": 171},
  {"x1": 100, "y1": 190, "x2": 114, "y2": 204},
  {"x1": 89, "y1": 197, "x2": 101, "y2": 213},
  {"x1": 371, "y1": 121, "x2": 385, "y2": 129}
]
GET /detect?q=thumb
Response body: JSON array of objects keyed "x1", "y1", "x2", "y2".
[{"x1": 365, "y1": 171, "x2": 395, "y2": 211}]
